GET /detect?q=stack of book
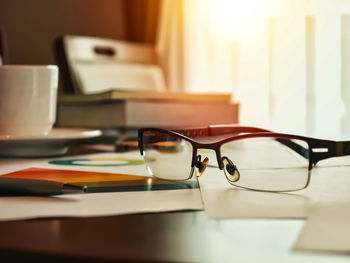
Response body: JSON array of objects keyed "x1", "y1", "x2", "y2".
[
  {"x1": 57, "y1": 90, "x2": 239, "y2": 128},
  {"x1": 54, "y1": 35, "x2": 239, "y2": 129}
]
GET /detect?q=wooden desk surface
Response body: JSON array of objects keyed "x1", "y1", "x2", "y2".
[
  {"x1": 1, "y1": 210, "x2": 344, "y2": 263},
  {"x1": 3, "y1": 209, "x2": 348, "y2": 263},
  {"x1": 0, "y1": 211, "x2": 229, "y2": 263}
]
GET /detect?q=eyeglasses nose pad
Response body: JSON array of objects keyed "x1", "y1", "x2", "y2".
[
  {"x1": 222, "y1": 156, "x2": 240, "y2": 182},
  {"x1": 195, "y1": 155, "x2": 209, "y2": 177}
]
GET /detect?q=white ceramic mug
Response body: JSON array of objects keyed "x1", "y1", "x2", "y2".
[{"x1": 0, "y1": 65, "x2": 59, "y2": 137}]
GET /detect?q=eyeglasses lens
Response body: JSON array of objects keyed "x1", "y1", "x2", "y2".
[
  {"x1": 220, "y1": 137, "x2": 310, "y2": 192},
  {"x1": 142, "y1": 131, "x2": 194, "y2": 180}
]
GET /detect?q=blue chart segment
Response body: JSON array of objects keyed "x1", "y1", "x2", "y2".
[{"x1": 49, "y1": 158, "x2": 145, "y2": 167}]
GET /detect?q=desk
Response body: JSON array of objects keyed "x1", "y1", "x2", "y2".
[
  {"x1": 1, "y1": 211, "x2": 349, "y2": 263},
  {"x1": 0, "y1": 212, "x2": 304, "y2": 262},
  {"x1": 0, "y1": 145, "x2": 349, "y2": 262}
]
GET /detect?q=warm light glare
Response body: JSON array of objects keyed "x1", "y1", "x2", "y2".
[
  {"x1": 210, "y1": 0, "x2": 267, "y2": 40},
  {"x1": 186, "y1": 0, "x2": 348, "y2": 137}
]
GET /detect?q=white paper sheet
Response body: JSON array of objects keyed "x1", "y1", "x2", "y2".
[
  {"x1": 294, "y1": 203, "x2": 350, "y2": 252},
  {"x1": 293, "y1": 165, "x2": 350, "y2": 252},
  {"x1": 199, "y1": 156, "x2": 350, "y2": 219},
  {"x1": 0, "y1": 189, "x2": 203, "y2": 221},
  {"x1": 0, "y1": 151, "x2": 203, "y2": 221}
]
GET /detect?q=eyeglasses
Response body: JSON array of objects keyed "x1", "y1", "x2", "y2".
[{"x1": 138, "y1": 125, "x2": 350, "y2": 192}]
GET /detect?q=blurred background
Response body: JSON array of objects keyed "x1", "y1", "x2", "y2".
[{"x1": 1, "y1": 0, "x2": 349, "y2": 138}]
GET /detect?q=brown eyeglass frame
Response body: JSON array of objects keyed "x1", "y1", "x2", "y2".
[{"x1": 138, "y1": 125, "x2": 350, "y2": 188}]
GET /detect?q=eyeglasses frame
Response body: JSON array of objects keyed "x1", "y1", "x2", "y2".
[{"x1": 138, "y1": 125, "x2": 350, "y2": 191}]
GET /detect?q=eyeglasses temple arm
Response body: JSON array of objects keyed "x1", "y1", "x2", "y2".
[
  {"x1": 172, "y1": 125, "x2": 311, "y2": 161},
  {"x1": 209, "y1": 125, "x2": 311, "y2": 160},
  {"x1": 173, "y1": 125, "x2": 309, "y2": 159},
  {"x1": 275, "y1": 138, "x2": 310, "y2": 160},
  {"x1": 172, "y1": 125, "x2": 273, "y2": 138},
  {"x1": 309, "y1": 140, "x2": 345, "y2": 164},
  {"x1": 335, "y1": 141, "x2": 350, "y2": 157},
  {"x1": 208, "y1": 125, "x2": 272, "y2": 136}
]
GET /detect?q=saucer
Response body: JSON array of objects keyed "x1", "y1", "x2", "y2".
[{"x1": 0, "y1": 128, "x2": 102, "y2": 157}]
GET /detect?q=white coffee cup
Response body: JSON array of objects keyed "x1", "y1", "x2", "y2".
[{"x1": 0, "y1": 65, "x2": 59, "y2": 137}]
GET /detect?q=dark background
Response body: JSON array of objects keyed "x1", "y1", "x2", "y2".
[{"x1": 0, "y1": 0, "x2": 160, "y2": 65}]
